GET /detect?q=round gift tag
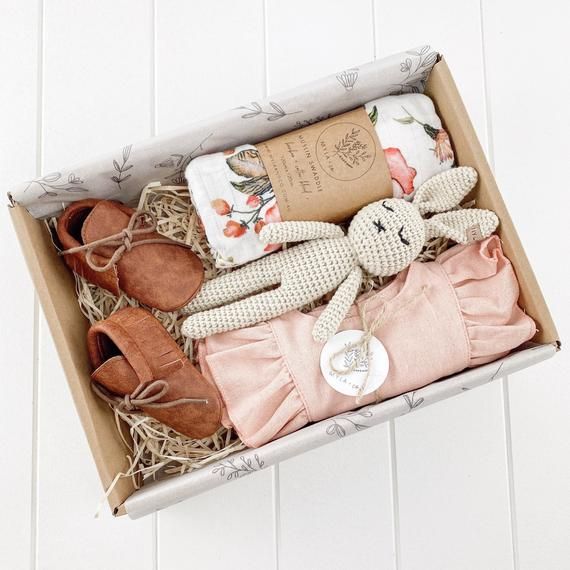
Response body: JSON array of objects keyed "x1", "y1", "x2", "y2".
[{"x1": 319, "y1": 329, "x2": 389, "y2": 397}]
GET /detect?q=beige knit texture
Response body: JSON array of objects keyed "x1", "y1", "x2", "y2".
[
  {"x1": 182, "y1": 167, "x2": 499, "y2": 342},
  {"x1": 261, "y1": 221, "x2": 345, "y2": 244},
  {"x1": 182, "y1": 235, "x2": 357, "y2": 340},
  {"x1": 313, "y1": 266, "x2": 363, "y2": 342},
  {"x1": 414, "y1": 166, "x2": 478, "y2": 215}
]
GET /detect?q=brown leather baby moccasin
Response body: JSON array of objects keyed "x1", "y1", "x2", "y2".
[
  {"x1": 57, "y1": 199, "x2": 204, "y2": 311},
  {"x1": 87, "y1": 306, "x2": 222, "y2": 439}
]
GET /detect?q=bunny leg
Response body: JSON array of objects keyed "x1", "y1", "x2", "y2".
[
  {"x1": 183, "y1": 254, "x2": 281, "y2": 314},
  {"x1": 312, "y1": 266, "x2": 363, "y2": 342},
  {"x1": 182, "y1": 286, "x2": 295, "y2": 339}
]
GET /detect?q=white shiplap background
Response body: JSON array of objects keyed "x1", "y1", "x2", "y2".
[{"x1": 1, "y1": 1, "x2": 569, "y2": 569}]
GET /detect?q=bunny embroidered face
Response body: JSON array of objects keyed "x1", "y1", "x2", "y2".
[
  {"x1": 348, "y1": 198, "x2": 425, "y2": 276},
  {"x1": 348, "y1": 166, "x2": 499, "y2": 277}
]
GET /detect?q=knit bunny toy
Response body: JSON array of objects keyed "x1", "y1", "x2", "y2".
[{"x1": 182, "y1": 167, "x2": 498, "y2": 342}]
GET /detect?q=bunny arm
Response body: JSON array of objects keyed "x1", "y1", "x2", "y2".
[
  {"x1": 259, "y1": 221, "x2": 344, "y2": 245},
  {"x1": 182, "y1": 253, "x2": 281, "y2": 314},
  {"x1": 312, "y1": 266, "x2": 363, "y2": 342}
]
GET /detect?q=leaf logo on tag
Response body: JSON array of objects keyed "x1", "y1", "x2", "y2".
[
  {"x1": 257, "y1": 107, "x2": 390, "y2": 222},
  {"x1": 343, "y1": 343, "x2": 369, "y2": 372},
  {"x1": 316, "y1": 122, "x2": 377, "y2": 181},
  {"x1": 319, "y1": 330, "x2": 389, "y2": 397}
]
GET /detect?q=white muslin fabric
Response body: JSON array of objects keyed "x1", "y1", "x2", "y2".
[
  {"x1": 365, "y1": 93, "x2": 454, "y2": 199},
  {"x1": 186, "y1": 145, "x2": 282, "y2": 268}
]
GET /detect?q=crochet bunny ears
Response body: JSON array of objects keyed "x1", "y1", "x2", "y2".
[{"x1": 412, "y1": 167, "x2": 499, "y2": 243}]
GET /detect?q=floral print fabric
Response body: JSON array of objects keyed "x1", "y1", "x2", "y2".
[
  {"x1": 366, "y1": 93, "x2": 454, "y2": 199},
  {"x1": 186, "y1": 145, "x2": 283, "y2": 267},
  {"x1": 187, "y1": 93, "x2": 454, "y2": 268}
]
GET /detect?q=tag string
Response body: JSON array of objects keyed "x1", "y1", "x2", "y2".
[{"x1": 328, "y1": 286, "x2": 427, "y2": 404}]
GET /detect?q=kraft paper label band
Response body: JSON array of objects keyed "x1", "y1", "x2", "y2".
[{"x1": 257, "y1": 107, "x2": 392, "y2": 222}]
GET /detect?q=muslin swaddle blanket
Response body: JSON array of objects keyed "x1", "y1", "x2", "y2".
[
  {"x1": 366, "y1": 94, "x2": 454, "y2": 197},
  {"x1": 186, "y1": 93, "x2": 454, "y2": 268},
  {"x1": 197, "y1": 237, "x2": 535, "y2": 448}
]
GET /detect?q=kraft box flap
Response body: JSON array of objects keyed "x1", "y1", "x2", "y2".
[
  {"x1": 425, "y1": 58, "x2": 559, "y2": 347},
  {"x1": 9, "y1": 205, "x2": 136, "y2": 513}
]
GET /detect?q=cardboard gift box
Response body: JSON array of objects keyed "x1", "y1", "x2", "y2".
[{"x1": 8, "y1": 48, "x2": 560, "y2": 518}]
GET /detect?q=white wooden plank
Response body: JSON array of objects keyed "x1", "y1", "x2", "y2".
[
  {"x1": 42, "y1": 1, "x2": 153, "y2": 165},
  {"x1": 266, "y1": 0, "x2": 375, "y2": 93},
  {"x1": 37, "y1": 1, "x2": 155, "y2": 567},
  {"x1": 265, "y1": 2, "x2": 397, "y2": 569},
  {"x1": 394, "y1": 383, "x2": 514, "y2": 569},
  {"x1": 37, "y1": 316, "x2": 155, "y2": 568},
  {"x1": 158, "y1": 472, "x2": 276, "y2": 569},
  {"x1": 374, "y1": 2, "x2": 516, "y2": 567},
  {"x1": 0, "y1": 1, "x2": 38, "y2": 568},
  {"x1": 374, "y1": 0, "x2": 489, "y2": 150},
  {"x1": 482, "y1": 2, "x2": 570, "y2": 567},
  {"x1": 279, "y1": 425, "x2": 397, "y2": 570},
  {"x1": 155, "y1": 0, "x2": 265, "y2": 131},
  {"x1": 155, "y1": 2, "x2": 276, "y2": 568}
]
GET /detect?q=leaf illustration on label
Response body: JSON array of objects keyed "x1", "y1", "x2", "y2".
[
  {"x1": 332, "y1": 128, "x2": 372, "y2": 168},
  {"x1": 226, "y1": 148, "x2": 268, "y2": 178},
  {"x1": 343, "y1": 344, "x2": 368, "y2": 372}
]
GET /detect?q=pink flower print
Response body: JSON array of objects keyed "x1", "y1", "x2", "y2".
[
  {"x1": 264, "y1": 243, "x2": 281, "y2": 253},
  {"x1": 223, "y1": 220, "x2": 246, "y2": 238},
  {"x1": 211, "y1": 199, "x2": 231, "y2": 216},
  {"x1": 265, "y1": 203, "x2": 282, "y2": 223},
  {"x1": 394, "y1": 106, "x2": 455, "y2": 165},
  {"x1": 383, "y1": 147, "x2": 417, "y2": 196},
  {"x1": 247, "y1": 195, "x2": 262, "y2": 208},
  {"x1": 434, "y1": 129, "x2": 454, "y2": 163},
  {"x1": 260, "y1": 204, "x2": 282, "y2": 253}
]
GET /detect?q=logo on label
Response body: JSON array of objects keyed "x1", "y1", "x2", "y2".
[
  {"x1": 319, "y1": 330, "x2": 389, "y2": 397},
  {"x1": 316, "y1": 122, "x2": 376, "y2": 181}
]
